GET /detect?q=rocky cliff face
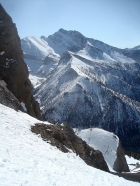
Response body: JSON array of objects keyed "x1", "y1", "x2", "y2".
[
  {"x1": 114, "y1": 141, "x2": 129, "y2": 172},
  {"x1": 0, "y1": 4, "x2": 42, "y2": 120},
  {"x1": 0, "y1": 80, "x2": 25, "y2": 111},
  {"x1": 31, "y1": 122, "x2": 109, "y2": 172}
]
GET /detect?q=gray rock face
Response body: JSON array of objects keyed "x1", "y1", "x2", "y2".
[
  {"x1": 31, "y1": 122, "x2": 109, "y2": 172},
  {"x1": 114, "y1": 141, "x2": 129, "y2": 172},
  {"x1": 0, "y1": 80, "x2": 24, "y2": 111},
  {"x1": 0, "y1": 4, "x2": 42, "y2": 120}
]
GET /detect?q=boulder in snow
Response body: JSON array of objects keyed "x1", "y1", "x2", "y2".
[
  {"x1": 76, "y1": 128, "x2": 129, "y2": 172},
  {"x1": 31, "y1": 122, "x2": 110, "y2": 172}
]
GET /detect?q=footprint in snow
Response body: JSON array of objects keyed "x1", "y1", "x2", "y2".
[
  {"x1": 2, "y1": 158, "x2": 7, "y2": 162},
  {"x1": 15, "y1": 168, "x2": 19, "y2": 173},
  {"x1": 0, "y1": 163, "x2": 5, "y2": 167}
]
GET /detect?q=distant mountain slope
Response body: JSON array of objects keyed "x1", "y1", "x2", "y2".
[
  {"x1": 123, "y1": 47, "x2": 140, "y2": 65},
  {"x1": 21, "y1": 29, "x2": 140, "y2": 151},
  {"x1": 21, "y1": 36, "x2": 59, "y2": 87}
]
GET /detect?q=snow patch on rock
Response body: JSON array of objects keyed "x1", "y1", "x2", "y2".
[
  {"x1": 76, "y1": 128, "x2": 119, "y2": 169},
  {"x1": 0, "y1": 51, "x2": 5, "y2": 55},
  {"x1": 21, "y1": 102, "x2": 27, "y2": 112}
]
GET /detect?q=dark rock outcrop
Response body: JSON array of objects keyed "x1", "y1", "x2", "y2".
[
  {"x1": 125, "y1": 151, "x2": 140, "y2": 160},
  {"x1": 31, "y1": 122, "x2": 109, "y2": 172},
  {"x1": 0, "y1": 80, "x2": 24, "y2": 111},
  {"x1": 114, "y1": 141, "x2": 129, "y2": 172},
  {"x1": 0, "y1": 4, "x2": 42, "y2": 120}
]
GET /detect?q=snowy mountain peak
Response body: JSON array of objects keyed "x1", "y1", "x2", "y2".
[
  {"x1": 48, "y1": 29, "x2": 87, "y2": 54},
  {"x1": 57, "y1": 28, "x2": 86, "y2": 41},
  {"x1": 21, "y1": 29, "x2": 140, "y2": 152}
]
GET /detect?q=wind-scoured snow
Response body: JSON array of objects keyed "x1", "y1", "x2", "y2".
[{"x1": 0, "y1": 104, "x2": 139, "y2": 186}]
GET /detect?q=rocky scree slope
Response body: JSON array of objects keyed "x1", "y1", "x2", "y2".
[
  {"x1": 21, "y1": 29, "x2": 140, "y2": 152},
  {"x1": 0, "y1": 4, "x2": 42, "y2": 120}
]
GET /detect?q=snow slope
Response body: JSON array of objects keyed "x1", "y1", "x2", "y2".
[
  {"x1": 21, "y1": 36, "x2": 58, "y2": 60},
  {"x1": 126, "y1": 156, "x2": 140, "y2": 172},
  {"x1": 76, "y1": 128, "x2": 119, "y2": 171},
  {"x1": 0, "y1": 104, "x2": 139, "y2": 186},
  {"x1": 21, "y1": 36, "x2": 59, "y2": 85}
]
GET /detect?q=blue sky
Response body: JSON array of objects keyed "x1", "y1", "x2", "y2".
[{"x1": 1, "y1": 0, "x2": 140, "y2": 48}]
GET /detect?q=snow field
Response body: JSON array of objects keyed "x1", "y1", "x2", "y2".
[{"x1": 0, "y1": 104, "x2": 139, "y2": 186}]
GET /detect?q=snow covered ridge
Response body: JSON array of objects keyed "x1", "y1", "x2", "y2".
[
  {"x1": 21, "y1": 29, "x2": 140, "y2": 152},
  {"x1": 21, "y1": 36, "x2": 59, "y2": 79},
  {"x1": 76, "y1": 128, "x2": 129, "y2": 172},
  {"x1": 1, "y1": 104, "x2": 140, "y2": 186}
]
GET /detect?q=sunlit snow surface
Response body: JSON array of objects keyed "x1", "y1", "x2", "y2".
[
  {"x1": 0, "y1": 104, "x2": 139, "y2": 186},
  {"x1": 29, "y1": 74, "x2": 45, "y2": 88},
  {"x1": 76, "y1": 128, "x2": 119, "y2": 170},
  {"x1": 126, "y1": 156, "x2": 140, "y2": 172}
]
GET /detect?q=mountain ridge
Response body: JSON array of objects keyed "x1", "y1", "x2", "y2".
[
  {"x1": 1, "y1": 5, "x2": 140, "y2": 185},
  {"x1": 21, "y1": 29, "x2": 140, "y2": 152}
]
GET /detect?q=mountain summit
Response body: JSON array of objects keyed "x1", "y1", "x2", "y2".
[{"x1": 21, "y1": 29, "x2": 140, "y2": 152}]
